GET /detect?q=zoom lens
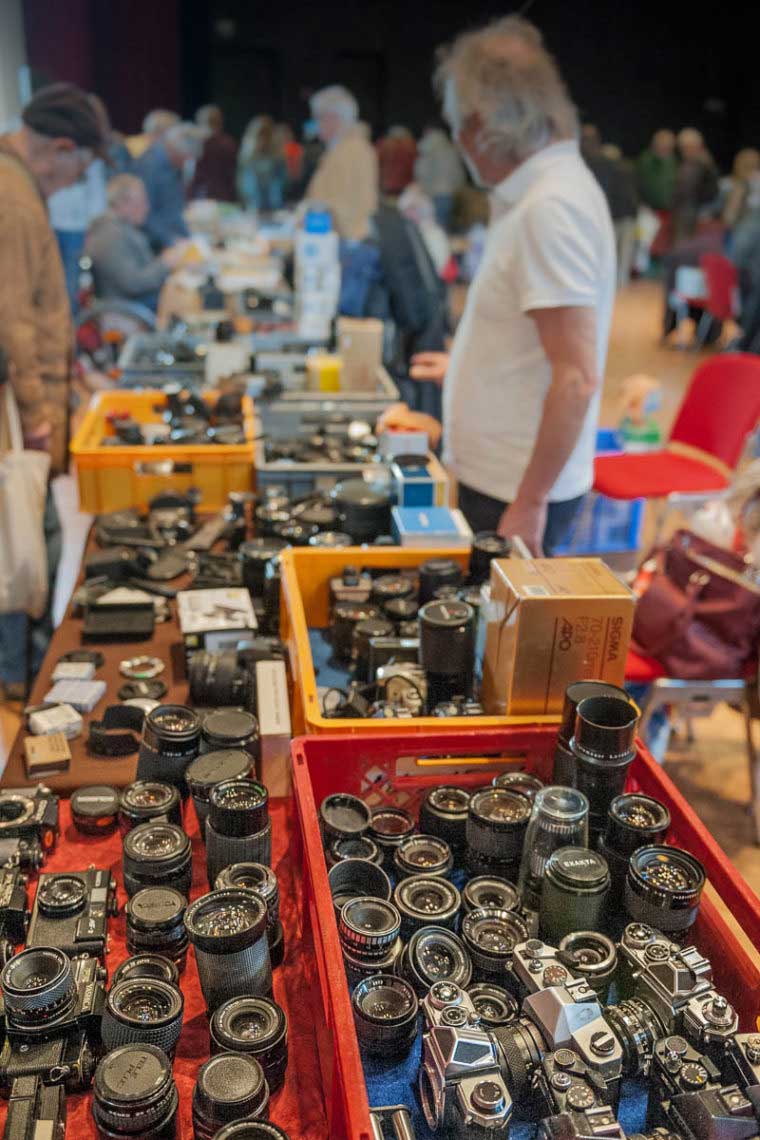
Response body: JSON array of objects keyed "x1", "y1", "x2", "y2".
[
  {"x1": 207, "y1": 780, "x2": 271, "y2": 886},
  {"x1": 599, "y1": 794, "x2": 671, "y2": 893},
  {"x1": 111, "y1": 955, "x2": 180, "y2": 988},
  {"x1": 186, "y1": 750, "x2": 253, "y2": 833},
  {"x1": 539, "y1": 846, "x2": 611, "y2": 944},
  {"x1": 93, "y1": 1044, "x2": 178, "y2": 1140},
  {"x1": 193, "y1": 1053, "x2": 269, "y2": 1140},
  {"x1": 469, "y1": 533, "x2": 511, "y2": 585},
  {"x1": 352, "y1": 974, "x2": 418, "y2": 1058},
  {"x1": 419, "y1": 600, "x2": 475, "y2": 706},
  {"x1": 102, "y1": 978, "x2": 184, "y2": 1057},
  {"x1": 462, "y1": 875, "x2": 520, "y2": 916},
  {"x1": 210, "y1": 996, "x2": 288, "y2": 1093},
  {"x1": 214, "y1": 864, "x2": 283, "y2": 969},
  {"x1": 517, "y1": 786, "x2": 589, "y2": 912},
  {"x1": 201, "y1": 710, "x2": 260, "y2": 769},
  {"x1": 331, "y1": 479, "x2": 391, "y2": 543},
  {"x1": 461, "y1": 908, "x2": 529, "y2": 981},
  {"x1": 137, "y1": 704, "x2": 202, "y2": 796},
  {"x1": 188, "y1": 651, "x2": 255, "y2": 712},
  {"x1": 396, "y1": 926, "x2": 473, "y2": 995},
  {"x1": 393, "y1": 876, "x2": 461, "y2": 938},
  {"x1": 352, "y1": 617, "x2": 394, "y2": 682},
  {"x1": 468, "y1": 982, "x2": 519, "y2": 1028},
  {"x1": 119, "y1": 782, "x2": 182, "y2": 834},
  {"x1": 319, "y1": 793, "x2": 371, "y2": 846},
  {"x1": 185, "y1": 889, "x2": 271, "y2": 1013},
  {"x1": 239, "y1": 538, "x2": 287, "y2": 595},
  {"x1": 571, "y1": 695, "x2": 639, "y2": 839},
  {"x1": 418, "y1": 786, "x2": 470, "y2": 855},
  {"x1": 326, "y1": 835, "x2": 382, "y2": 867},
  {"x1": 492, "y1": 772, "x2": 544, "y2": 804},
  {"x1": 1, "y1": 946, "x2": 75, "y2": 1027},
  {"x1": 367, "y1": 807, "x2": 415, "y2": 868},
  {"x1": 126, "y1": 888, "x2": 188, "y2": 972},
  {"x1": 331, "y1": 602, "x2": 381, "y2": 662},
  {"x1": 558, "y1": 931, "x2": 618, "y2": 1001},
  {"x1": 466, "y1": 787, "x2": 531, "y2": 874},
  {"x1": 123, "y1": 823, "x2": 192, "y2": 900},
  {"x1": 625, "y1": 846, "x2": 706, "y2": 937},
  {"x1": 393, "y1": 834, "x2": 453, "y2": 880},
  {"x1": 418, "y1": 558, "x2": 463, "y2": 605},
  {"x1": 553, "y1": 681, "x2": 632, "y2": 786}
]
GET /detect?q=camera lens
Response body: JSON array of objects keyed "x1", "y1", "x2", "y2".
[
  {"x1": 553, "y1": 681, "x2": 632, "y2": 786},
  {"x1": 214, "y1": 864, "x2": 283, "y2": 969},
  {"x1": 468, "y1": 982, "x2": 519, "y2": 1028},
  {"x1": 493, "y1": 1017, "x2": 546, "y2": 1105},
  {"x1": 188, "y1": 651, "x2": 255, "y2": 712},
  {"x1": 36, "y1": 872, "x2": 87, "y2": 916},
  {"x1": 119, "y1": 782, "x2": 182, "y2": 834},
  {"x1": 137, "y1": 704, "x2": 202, "y2": 796},
  {"x1": 123, "y1": 823, "x2": 192, "y2": 900},
  {"x1": 419, "y1": 600, "x2": 475, "y2": 706},
  {"x1": 469, "y1": 533, "x2": 511, "y2": 585},
  {"x1": 600, "y1": 794, "x2": 671, "y2": 893},
  {"x1": 239, "y1": 538, "x2": 287, "y2": 595},
  {"x1": 327, "y1": 835, "x2": 382, "y2": 867},
  {"x1": 352, "y1": 617, "x2": 394, "y2": 682},
  {"x1": 461, "y1": 908, "x2": 529, "y2": 981},
  {"x1": 418, "y1": 558, "x2": 463, "y2": 605},
  {"x1": 319, "y1": 793, "x2": 371, "y2": 846},
  {"x1": 539, "y1": 846, "x2": 611, "y2": 944},
  {"x1": 571, "y1": 695, "x2": 639, "y2": 839},
  {"x1": 193, "y1": 1053, "x2": 270, "y2": 1140},
  {"x1": 492, "y1": 772, "x2": 544, "y2": 804},
  {"x1": 418, "y1": 786, "x2": 470, "y2": 856},
  {"x1": 111, "y1": 955, "x2": 180, "y2": 988},
  {"x1": 397, "y1": 926, "x2": 473, "y2": 995},
  {"x1": 517, "y1": 786, "x2": 590, "y2": 912},
  {"x1": 186, "y1": 750, "x2": 253, "y2": 833},
  {"x1": 351, "y1": 973, "x2": 419, "y2": 1058},
  {"x1": 214, "y1": 1124, "x2": 290, "y2": 1140},
  {"x1": 126, "y1": 888, "x2": 188, "y2": 972},
  {"x1": 393, "y1": 876, "x2": 461, "y2": 938},
  {"x1": 1, "y1": 945, "x2": 75, "y2": 1026},
  {"x1": 384, "y1": 596, "x2": 419, "y2": 626},
  {"x1": 339, "y1": 897, "x2": 401, "y2": 958},
  {"x1": 393, "y1": 834, "x2": 453, "y2": 880},
  {"x1": 210, "y1": 996, "x2": 288, "y2": 1093},
  {"x1": 467, "y1": 787, "x2": 531, "y2": 874},
  {"x1": 102, "y1": 978, "x2": 184, "y2": 1057},
  {"x1": 462, "y1": 875, "x2": 520, "y2": 916},
  {"x1": 202, "y1": 710, "x2": 259, "y2": 768},
  {"x1": 371, "y1": 574, "x2": 416, "y2": 608},
  {"x1": 93, "y1": 1044, "x2": 178, "y2": 1140},
  {"x1": 331, "y1": 479, "x2": 391, "y2": 543},
  {"x1": 604, "y1": 997, "x2": 666, "y2": 1077},
  {"x1": 367, "y1": 807, "x2": 415, "y2": 868},
  {"x1": 327, "y1": 857, "x2": 391, "y2": 917},
  {"x1": 625, "y1": 846, "x2": 706, "y2": 937},
  {"x1": 207, "y1": 780, "x2": 271, "y2": 886},
  {"x1": 331, "y1": 601, "x2": 382, "y2": 662},
  {"x1": 185, "y1": 889, "x2": 272, "y2": 1013},
  {"x1": 558, "y1": 931, "x2": 618, "y2": 1001},
  {"x1": 309, "y1": 530, "x2": 352, "y2": 548},
  {"x1": 71, "y1": 785, "x2": 120, "y2": 835}
]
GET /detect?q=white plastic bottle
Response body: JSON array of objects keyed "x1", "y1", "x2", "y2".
[{"x1": 295, "y1": 207, "x2": 341, "y2": 343}]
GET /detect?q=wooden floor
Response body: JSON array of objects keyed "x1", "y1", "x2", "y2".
[{"x1": 3, "y1": 278, "x2": 759, "y2": 891}]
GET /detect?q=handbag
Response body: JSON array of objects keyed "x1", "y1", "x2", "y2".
[
  {"x1": 632, "y1": 528, "x2": 760, "y2": 679},
  {"x1": 0, "y1": 383, "x2": 51, "y2": 618}
]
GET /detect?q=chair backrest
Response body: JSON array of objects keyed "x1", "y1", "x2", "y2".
[
  {"x1": 700, "y1": 253, "x2": 738, "y2": 321},
  {"x1": 670, "y1": 353, "x2": 760, "y2": 467}
]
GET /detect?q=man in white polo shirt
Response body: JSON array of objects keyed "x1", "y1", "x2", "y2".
[{"x1": 381, "y1": 16, "x2": 615, "y2": 555}]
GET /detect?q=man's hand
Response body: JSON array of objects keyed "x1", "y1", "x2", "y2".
[
  {"x1": 409, "y1": 351, "x2": 449, "y2": 385},
  {"x1": 497, "y1": 495, "x2": 548, "y2": 556},
  {"x1": 376, "y1": 403, "x2": 443, "y2": 448}
]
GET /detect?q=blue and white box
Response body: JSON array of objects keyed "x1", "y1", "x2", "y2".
[{"x1": 391, "y1": 506, "x2": 473, "y2": 548}]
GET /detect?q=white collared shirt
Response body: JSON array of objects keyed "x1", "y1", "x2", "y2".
[{"x1": 442, "y1": 139, "x2": 616, "y2": 503}]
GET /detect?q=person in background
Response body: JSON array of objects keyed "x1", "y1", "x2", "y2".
[
  {"x1": 414, "y1": 125, "x2": 466, "y2": 230},
  {"x1": 273, "y1": 123, "x2": 303, "y2": 191},
  {"x1": 135, "y1": 121, "x2": 204, "y2": 250},
  {"x1": 672, "y1": 127, "x2": 719, "y2": 242},
  {"x1": 581, "y1": 125, "x2": 637, "y2": 287},
  {"x1": 89, "y1": 94, "x2": 133, "y2": 177},
  {"x1": 377, "y1": 125, "x2": 417, "y2": 198},
  {"x1": 306, "y1": 85, "x2": 378, "y2": 239},
  {"x1": 724, "y1": 148, "x2": 760, "y2": 267},
  {"x1": 636, "y1": 129, "x2": 677, "y2": 211},
  {"x1": 126, "y1": 108, "x2": 179, "y2": 160},
  {"x1": 398, "y1": 182, "x2": 451, "y2": 274},
  {"x1": 189, "y1": 104, "x2": 238, "y2": 202},
  {"x1": 85, "y1": 174, "x2": 186, "y2": 311},
  {"x1": 237, "y1": 115, "x2": 288, "y2": 212},
  {"x1": 47, "y1": 133, "x2": 107, "y2": 312}
]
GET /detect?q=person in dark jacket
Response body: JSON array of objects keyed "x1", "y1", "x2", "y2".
[
  {"x1": 672, "y1": 127, "x2": 720, "y2": 242},
  {"x1": 581, "y1": 125, "x2": 637, "y2": 286},
  {"x1": 189, "y1": 105, "x2": 238, "y2": 202},
  {"x1": 135, "y1": 122, "x2": 204, "y2": 250}
]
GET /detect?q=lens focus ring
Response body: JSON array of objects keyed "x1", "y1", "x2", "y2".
[{"x1": 102, "y1": 978, "x2": 184, "y2": 1055}]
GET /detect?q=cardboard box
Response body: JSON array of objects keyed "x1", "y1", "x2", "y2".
[
  {"x1": 391, "y1": 458, "x2": 448, "y2": 509},
  {"x1": 177, "y1": 588, "x2": 257, "y2": 653},
  {"x1": 256, "y1": 660, "x2": 292, "y2": 796},
  {"x1": 336, "y1": 317, "x2": 384, "y2": 391},
  {"x1": 481, "y1": 558, "x2": 634, "y2": 716}
]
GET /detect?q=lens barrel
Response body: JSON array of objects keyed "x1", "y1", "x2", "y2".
[
  {"x1": 319, "y1": 794, "x2": 371, "y2": 846},
  {"x1": 351, "y1": 973, "x2": 419, "y2": 1057},
  {"x1": 93, "y1": 1044, "x2": 178, "y2": 1140},
  {"x1": 517, "y1": 786, "x2": 589, "y2": 912},
  {"x1": 119, "y1": 782, "x2": 182, "y2": 834},
  {"x1": 122, "y1": 823, "x2": 193, "y2": 900},
  {"x1": 126, "y1": 887, "x2": 188, "y2": 972},
  {"x1": 599, "y1": 794, "x2": 671, "y2": 893},
  {"x1": 418, "y1": 786, "x2": 470, "y2": 856},
  {"x1": 461, "y1": 908, "x2": 529, "y2": 981},
  {"x1": 192, "y1": 1053, "x2": 270, "y2": 1140},
  {"x1": 201, "y1": 710, "x2": 260, "y2": 769},
  {"x1": 466, "y1": 787, "x2": 531, "y2": 875},
  {"x1": 210, "y1": 996, "x2": 288, "y2": 1093},
  {"x1": 393, "y1": 834, "x2": 453, "y2": 880},
  {"x1": 367, "y1": 807, "x2": 415, "y2": 868},
  {"x1": 185, "y1": 889, "x2": 272, "y2": 1012},
  {"x1": 393, "y1": 876, "x2": 461, "y2": 939},
  {"x1": 214, "y1": 863, "x2": 283, "y2": 969},
  {"x1": 111, "y1": 955, "x2": 180, "y2": 988},
  {"x1": 571, "y1": 695, "x2": 639, "y2": 838},
  {"x1": 101, "y1": 978, "x2": 184, "y2": 1057},
  {"x1": 186, "y1": 750, "x2": 253, "y2": 833},
  {"x1": 328, "y1": 857, "x2": 391, "y2": 918},
  {"x1": 625, "y1": 845, "x2": 706, "y2": 936},
  {"x1": 553, "y1": 682, "x2": 632, "y2": 786},
  {"x1": 207, "y1": 780, "x2": 272, "y2": 885},
  {"x1": 539, "y1": 846, "x2": 611, "y2": 944},
  {"x1": 137, "y1": 705, "x2": 202, "y2": 796}
]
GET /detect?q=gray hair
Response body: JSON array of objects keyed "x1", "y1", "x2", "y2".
[
  {"x1": 435, "y1": 15, "x2": 577, "y2": 165},
  {"x1": 142, "y1": 108, "x2": 180, "y2": 137},
  {"x1": 107, "y1": 173, "x2": 145, "y2": 209},
  {"x1": 165, "y1": 122, "x2": 207, "y2": 160},
  {"x1": 310, "y1": 85, "x2": 358, "y2": 125}
]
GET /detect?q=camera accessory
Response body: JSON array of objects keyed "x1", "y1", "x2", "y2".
[
  {"x1": 723, "y1": 1033, "x2": 760, "y2": 1097},
  {"x1": 419, "y1": 599, "x2": 475, "y2": 706},
  {"x1": 0, "y1": 864, "x2": 29, "y2": 946},
  {"x1": 418, "y1": 558, "x2": 463, "y2": 605},
  {"x1": 384, "y1": 595, "x2": 420, "y2": 625},
  {"x1": 329, "y1": 566, "x2": 373, "y2": 611},
  {"x1": 136, "y1": 704, "x2": 202, "y2": 795},
  {"x1": 599, "y1": 794, "x2": 671, "y2": 894},
  {"x1": 397, "y1": 926, "x2": 473, "y2": 995},
  {"x1": 571, "y1": 695, "x2": 639, "y2": 839},
  {"x1": 331, "y1": 601, "x2": 382, "y2": 662},
  {"x1": 44, "y1": 678, "x2": 107, "y2": 712},
  {"x1": 393, "y1": 833, "x2": 453, "y2": 880},
  {"x1": 539, "y1": 847, "x2": 611, "y2": 945},
  {"x1": 126, "y1": 887, "x2": 188, "y2": 971},
  {"x1": 27, "y1": 868, "x2": 117, "y2": 961},
  {"x1": 393, "y1": 876, "x2": 461, "y2": 938},
  {"x1": 111, "y1": 954, "x2": 180, "y2": 988},
  {"x1": 92, "y1": 1044, "x2": 179, "y2": 1140},
  {"x1": 202, "y1": 709, "x2": 260, "y2": 766},
  {"x1": 193, "y1": 1053, "x2": 270, "y2": 1140},
  {"x1": 188, "y1": 650, "x2": 255, "y2": 711},
  {"x1": 28, "y1": 701, "x2": 83, "y2": 739},
  {"x1": 328, "y1": 857, "x2": 392, "y2": 916},
  {"x1": 461, "y1": 908, "x2": 529, "y2": 981},
  {"x1": 206, "y1": 779, "x2": 272, "y2": 885},
  {"x1": 186, "y1": 749, "x2": 253, "y2": 832},
  {"x1": 518, "y1": 786, "x2": 590, "y2": 912},
  {"x1": 209, "y1": 996, "x2": 288, "y2": 1093},
  {"x1": 214, "y1": 1125, "x2": 290, "y2": 1140},
  {"x1": 119, "y1": 781, "x2": 182, "y2": 833},
  {"x1": 0, "y1": 835, "x2": 43, "y2": 872},
  {"x1": 331, "y1": 480, "x2": 391, "y2": 542},
  {"x1": 553, "y1": 682, "x2": 632, "y2": 786},
  {"x1": 327, "y1": 835, "x2": 382, "y2": 866},
  {"x1": 185, "y1": 888, "x2": 272, "y2": 1012},
  {"x1": 120, "y1": 656, "x2": 165, "y2": 680},
  {"x1": 534, "y1": 1050, "x2": 611, "y2": 1119},
  {"x1": 214, "y1": 863, "x2": 284, "y2": 969},
  {"x1": 52, "y1": 658, "x2": 96, "y2": 682},
  {"x1": 122, "y1": 822, "x2": 193, "y2": 900},
  {"x1": 466, "y1": 787, "x2": 531, "y2": 876},
  {"x1": 352, "y1": 974, "x2": 419, "y2": 1058},
  {"x1": 369, "y1": 1105, "x2": 415, "y2": 1140},
  {"x1": 239, "y1": 538, "x2": 287, "y2": 596},
  {"x1": 118, "y1": 678, "x2": 167, "y2": 702},
  {"x1": 352, "y1": 617, "x2": 395, "y2": 682},
  {"x1": 372, "y1": 574, "x2": 417, "y2": 607},
  {"x1": 23, "y1": 731, "x2": 71, "y2": 779},
  {"x1": 102, "y1": 977, "x2": 184, "y2": 1056},
  {"x1": 625, "y1": 846, "x2": 706, "y2": 937},
  {"x1": 418, "y1": 786, "x2": 470, "y2": 857},
  {"x1": 557, "y1": 932, "x2": 618, "y2": 1001},
  {"x1": 462, "y1": 875, "x2": 520, "y2": 916},
  {"x1": 0, "y1": 786, "x2": 59, "y2": 853},
  {"x1": 468, "y1": 982, "x2": 519, "y2": 1029},
  {"x1": 367, "y1": 806, "x2": 416, "y2": 867},
  {"x1": 319, "y1": 793, "x2": 371, "y2": 846},
  {"x1": 469, "y1": 533, "x2": 511, "y2": 585},
  {"x1": 667, "y1": 1085, "x2": 757, "y2": 1140},
  {"x1": 88, "y1": 703, "x2": 145, "y2": 757},
  {"x1": 648, "y1": 1035, "x2": 722, "y2": 1127},
  {"x1": 70, "y1": 786, "x2": 120, "y2": 835},
  {"x1": 492, "y1": 771, "x2": 545, "y2": 804}
]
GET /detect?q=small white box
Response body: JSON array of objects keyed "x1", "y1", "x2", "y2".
[
  {"x1": 29, "y1": 703, "x2": 83, "y2": 739},
  {"x1": 177, "y1": 588, "x2": 258, "y2": 653},
  {"x1": 43, "y1": 680, "x2": 106, "y2": 713},
  {"x1": 256, "y1": 660, "x2": 292, "y2": 797},
  {"x1": 51, "y1": 661, "x2": 96, "y2": 683}
]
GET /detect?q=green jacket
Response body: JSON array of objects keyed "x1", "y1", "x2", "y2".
[{"x1": 636, "y1": 150, "x2": 678, "y2": 210}]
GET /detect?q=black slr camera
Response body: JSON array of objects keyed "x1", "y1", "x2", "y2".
[
  {"x1": 26, "y1": 869, "x2": 118, "y2": 962},
  {"x1": 0, "y1": 865, "x2": 30, "y2": 954},
  {"x1": 0, "y1": 787, "x2": 59, "y2": 858}
]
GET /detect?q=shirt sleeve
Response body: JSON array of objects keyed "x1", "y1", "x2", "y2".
[
  {"x1": 0, "y1": 206, "x2": 49, "y2": 434},
  {"x1": 511, "y1": 196, "x2": 602, "y2": 314}
]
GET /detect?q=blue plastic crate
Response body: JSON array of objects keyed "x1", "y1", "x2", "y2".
[{"x1": 554, "y1": 492, "x2": 645, "y2": 555}]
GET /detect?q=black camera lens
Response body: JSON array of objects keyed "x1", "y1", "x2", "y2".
[
  {"x1": 393, "y1": 833, "x2": 453, "y2": 881},
  {"x1": 1, "y1": 946, "x2": 75, "y2": 1026},
  {"x1": 185, "y1": 889, "x2": 272, "y2": 1012},
  {"x1": 137, "y1": 704, "x2": 202, "y2": 795},
  {"x1": 461, "y1": 908, "x2": 529, "y2": 981},
  {"x1": 331, "y1": 479, "x2": 391, "y2": 543},
  {"x1": 123, "y1": 822, "x2": 193, "y2": 900},
  {"x1": 558, "y1": 931, "x2": 618, "y2": 1001},
  {"x1": 466, "y1": 787, "x2": 531, "y2": 872},
  {"x1": 126, "y1": 888, "x2": 188, "y2": 972},
  {"x1": 319, "y1": 793, "x2": 371, "y2": 846},
  {"x1": 625, "y1": 845, "x2": 706, "y2": 937},
  {"x1": 539, "y1": 846, "x2": 611, "y2": 944},
  {"x1": 553, "y1": 681, "x2": 632, "y2": 786},
  {"x1": 571, "y1": 695, "x2": 639, "y2": 839},
  {"x1": 352, "y1": 617, "x2": 394, "y2": 682},
  {"x1": 331, "y1": 601, "x2": 382, "y2": 662},
  {"x1": 111, "y1": 955, "x2": 180, "y2": 988},
  {"x1": 186, "y1": 749, "x2": 253, "y2": 833},
  {"x1": 36, "y1": 872, "x2": 87, "y2": 916},
  {"x1": 600, "y1": 793, "x2": 671, "y2": 893},
  {"x1": 273, "y1": 521, "x2": 318, "y2": 546},
  {"x1": 367, "y1": 806, "x2": 415, "y2": 867},
  {"x1": 93, "y1": 1044, "x2": 178, "y2": 1140},
  {"x1": 397, "y1": 926, "x2": 473, "y2": 995},
  {"x1": 394, "y1": 876, "x2": 461, "y2": 938},
  {"x1": 193, "y1": 1053, "x2": 270, "y2": 1140},
  {"x1": 327, "y1": 835, "x2": 382, "y2": 867},
  {"x1": 327, "y1": 857, "x2": 391, "y2": 917},
  {"x1": 492, "y1": 1017, "x2": 546, "y2": 1105},
  {"x1": 418, "y1": 786, "x2": 470, "y2": 856},
  {"x1": 604, "y1": 997, "x2": 666, "y2": 1078},
  {"x1": 119, "y1": 782, "x2": 182, "y2": 834},
  {"x1": 384, "y1": 596, "x2": 419, "y2": 625},
  {"x1": 71, "y1": 785, "x2": 120, "y2": 835},
  {"x1": 214, "y1": 864, "x2": 283, "y2": 969},
  {"x1": 418, "y1": 558, "x2": 463, "y2": 605},
  {"x1": 239, "y1": 538, "x2": 287, "y2": 595},
  {"x1": 419, "y1": 600, "x2": 475, "y2": 706},
  {"x1": 492, "y1": 772, "x2": 544, "y2": 804},
  {"x1": 462, "y1": 876, "x2": 520, "y2": 916},
  {"x1": 202, "y1": 710, "x2": 259, "y2": 764},
  {"x1": 432, "y1": 585, "x2": 461, "y2": 602},
  {"x1": 339, "y1": 897, "x2": 401, "y2": 959},
  {"x1": 351, "y1": 973, "x2": 419, "y2": 1058},
  {"x1": 309, "y1": 530, "x2": 352, "y2": 548},
  {"x1": 469, "y1": 532, "x2": 511, "y2": 585},
  {"x1": 102, "y1": 978, "x2": 184, "y2": 1057},
  {"x1": 210, "y1": 996, "x2": 288, "y2": 1093},
  {"x1": 207, "y1": 780, "x2": 271, "y2": 886},
  {"x1": 214, "y1": 1124, "x2": 290, "y2": 1140},
  {"x1": 188, "y1": 651, "x2": 255, "y2": 712},
  {"x1": 372, "y1": 574, "x2": 416, "y2": 607},
  {"x1": 468, "y1": 982, "x2": 519, "y2": 1028}
]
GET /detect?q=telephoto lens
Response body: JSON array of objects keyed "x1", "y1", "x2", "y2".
[
  {"x1": 331, "y1": 479, "x2": 391, "y2": 543},
  {"x1": 466, "y1": 786, "x2": 531, "y2": 880},
  {"x1": 492, "y1": 771, "x2": 544, "y2": 804},
  {"x1": 186, "y1": 749, "x2": 253, "y2": 834},
  {"x1": 599, "y1": 793, "x2": 671, "y2": 895},
  {"x1": 553, "y1": 681, "x2": 632, "y2": 786},
  {"x1": 538, "y1": 846, "x2": 611, "y2": 944},
  {"x1": 517, "y1": 786, "x2": 589, "y2": 912},
  {"x1": 119, "y1": 781, "x2": 182, "y2": 834},
  {"x1": 136, "y1": 704, "x2": 202, "y2": 797},
  {"x1": 201, "y1": 710, "x2": 260, "y2": 770},
  {"x1": 327, "y1": 857, "x2": 391, "y2": 918},
  {"x1": 625, "y1": 845, "x2": 706, "y2": 938},
  {"x1": 393, "y1": 833, "x2": 453, "y2": 880},
  {"x1": 469, "y1": 532, "x2": 511, "y2": 585},
  {"x1": 468, "y1": 982, "x2": 519, "y2": 1029},
  {"x1": 326, "y1": 835, "x2": 382, "y2": 867},
  {"x1": 318, "y1": 793, "x2": 371, "y2": 847},
  {"x1": 193, "y1": 1053, "x2": 270, "y2": 1139},
  {"x1": 419, "y1": 599, "x2": 475, "y2": 707},
  {"x1": 558, "y1": 931, "x2": 618, "y2": 1001},
  {"x1": 92, "y1": 1044, "x2": 179, "y2": 1140},
  {"x1": 418, "y1": 558, "x2": 463, "y2": 605},
  {"x1": 571, "y1": 694, "x2": 639, "y2": 839},
  {"x1": 396, "y1": 926, "x2": 472, "y2": 995},
  {"x1": 101, "y1": 978, "x2": 184, "y2": 1057},
  {"x1": 418, "y1": 785, "x2": 470, "y2": 857},
  {"x1": 185, "y1": 888, "x2": 272, "y2": 1012},
  {"x1": 351, "y1": 973, "x2": 419, "y2": 1058},
  {"x1": 338, "y1": 897, "x2": 403, "y2": 989},
  {"x1": 209, "y1": 996, "x2": 288, "y2": 1093},
  {"x1": 206, "y1": 780, "x2": 271, "y2": 886},
  {"x1": 123, "y1": 822, "x2": 193, "y2": 900},
  {"x1": 70, "y1": 786, "x2": 120, "y2": 836},
  {"x1": 461, "y1": 907, "x2": 529, "y2": 981},
  {"x1": 126, "y1": 887, "x2": 189, "y2": 972},
  {"x1": 352, "y1": 617, "x2": 394, "y2": 682},
  {"x1": 111, "y1": 955, "x2": 180, "y2": 988},
  {"x1": 214, "y1": 1124, "x2": 290, "y2": 1140},
  {"x1": 393, "y1": 876, "x2": 461, "y2": 939},
  {"x1": 367, "y1": 806, "x2": 415, "y2": 868},
  {"x1": 188, "y1": 651, "x2": 255, "y2": 711},
  {"x1": 239, "y1": 538, "x2": 287, "y2": 596},
  {"x1": 331, "y1": 601, "x2": 382, "y2": 662},
  {"x1": 214, "y1": 864, "x2": 284, "y2": 969},
  {"x1": 462, "y1": 875, "x2": 520, "y2": 916}
]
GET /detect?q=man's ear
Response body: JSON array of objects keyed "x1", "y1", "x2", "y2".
[{"x1": 52, "y1": 137, "x2": 77, "y2": 154}]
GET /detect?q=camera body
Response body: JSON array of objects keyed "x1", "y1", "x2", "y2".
[
  {"x1": 667, "y1": 1084, "x2": 758, "y2": 1140},
  {"x1": 538, "y1": 1109, "x2": 630, "y2": 1140},
  {"x1": 723, "y1": 1034, "x2": 760, "y2": 1103},
  {"x1": 510, "y1": 939, "x2": 582, "y2": 999},
  {"x1": 26, "y1": 868, "x2": 118, "y2": 961},
  {"x1": 0, "y1": 838, "x2": 43, "y2": 872},
  {"x1": 4, "y1": 1076, "x2": 66, "y2": 1140},
  {"x1": 0, "y1": 787, "x2": 59, "y2": 854},
  {"x1": 0, "y1": 866, "x2": 29, "y2": 946},
  {"x1": 533, "y1": 1050, "x2": 611, "y2": 1119},
  {"x1": 648, "y1": 1035, "x2": 722, "y2": 1128}
]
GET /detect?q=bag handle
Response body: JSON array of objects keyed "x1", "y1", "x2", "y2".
[
  {"x1": 637, "y1": 570, "x2": 711, "y2": 658},
  {"x1": 2, "y1": 384, "x2": 23, "y2": 453}
]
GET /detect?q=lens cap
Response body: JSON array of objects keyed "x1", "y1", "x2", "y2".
[
  {"x1": 547, "y1": 847, "x2": 610, "y2": 889},
  {"x1": 71, "y1": 785, "x2": 120, "y2": 834},
  {"x1": 127, "y1": 887, "x2": 186, "y2": 930},
  {"x1": 95, "y1": 1042, "x2": 173, "y2": 1106},
  {"x1": 187, "y1": 749, "x2": 252, "y2": 791},
  {"x1": 195, "y1": 1052, "x2": 267, "y2": 1118}
]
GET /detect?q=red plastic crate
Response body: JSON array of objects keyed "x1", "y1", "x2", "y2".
[{"x1": 291, "y1": 725, "x2": 760, "y2": 1140}]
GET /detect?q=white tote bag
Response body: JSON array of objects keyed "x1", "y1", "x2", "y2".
[{"x1": 0, "y1": 384, "x2": 51, "y2": 618}]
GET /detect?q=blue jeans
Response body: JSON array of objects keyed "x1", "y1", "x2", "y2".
[
  {"x1": 54, "y1": 229, "x2": 86, "y2": 314},
  {"x1": 457, "y1": 482, "x2": 585, "y2": 556}
]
